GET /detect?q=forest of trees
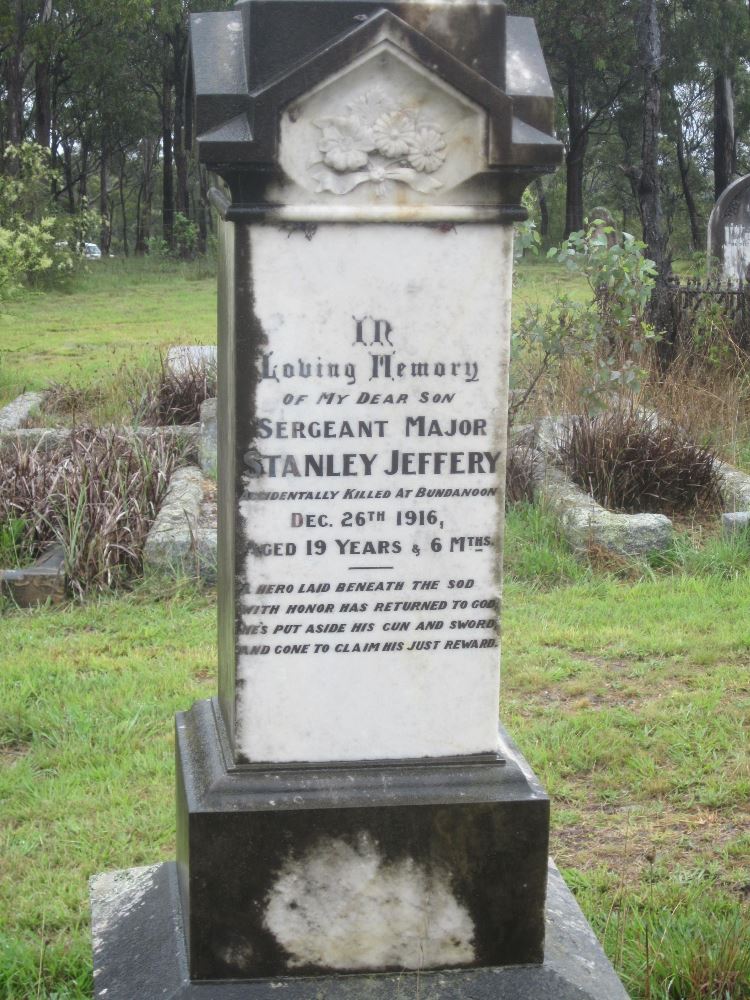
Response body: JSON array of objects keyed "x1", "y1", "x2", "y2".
[{"x1": 1, "y1": 0, "x2": 749, "y2": 264}]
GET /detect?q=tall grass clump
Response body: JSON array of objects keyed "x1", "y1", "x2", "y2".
[
  {"x1": 505, "y1": 443, "x2": 539, "y2": 506},
  {"x1": 132, "y1": 353, "x2": 216, "y2": 426},
  {"x1": 604, "y1": 882, "x2": 750, "y2": 1000},
  {"x1": 0, "y1": 429, "x2": 179, "y2": 594},
  {"x1": 558, "y1": 406, "x2": 723, "y2": 515}
]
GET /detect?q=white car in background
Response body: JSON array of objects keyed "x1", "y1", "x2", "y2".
[{"x1": 83, "y1": 242, "x2": 102, "y2": 260}]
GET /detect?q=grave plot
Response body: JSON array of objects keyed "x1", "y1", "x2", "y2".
[
  {"x1": 0, "y1": 350, "x2": 220, "y2": 602},
  {"x1": 0, "y1": 427, "x2": 182, "y2": 604},
  {"x1": 511, "y1": 409, "x2": 750, "y2": 557}
]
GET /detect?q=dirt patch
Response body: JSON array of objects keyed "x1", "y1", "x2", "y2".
[
  {"x1": 552, "y1": 803, "x2": 750, "y2": 889},
  {"x1": 0, "y1": 742, "x2": 31, "y2": 766}
]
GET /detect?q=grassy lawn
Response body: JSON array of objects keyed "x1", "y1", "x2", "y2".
[
  {"x1": 1, "y1": 551, "x2": 749, "y2": 999},
  {"x1": 0, "y1": 256, "x2": 590, "y2": 409},
  {"x1": 1, "y1": 261, "x2": 749, "y2": 999},
  {"x1": 0, "y1": 259, "x2": 217, "y2": 405}
]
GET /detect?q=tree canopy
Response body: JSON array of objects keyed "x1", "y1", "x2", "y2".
[{"x1": 0, "y1": 0, "x2": 747, "y2": 260}]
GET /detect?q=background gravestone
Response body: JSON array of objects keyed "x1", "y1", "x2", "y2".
[
  {"x1": 90, "y1": 3, "x2": 629, "y2": 997},
  {"x1": 708, "y1": 173, "x2": 750, "y2": 281}
]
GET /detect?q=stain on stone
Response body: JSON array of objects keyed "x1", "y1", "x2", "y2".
[{"x1": 263, "y1": 832, "x2": 475, "y2": 971}]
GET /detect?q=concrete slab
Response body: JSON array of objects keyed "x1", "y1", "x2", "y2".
[{"x1": 90, "y1": 860, "x2": 630, "y2": 999}]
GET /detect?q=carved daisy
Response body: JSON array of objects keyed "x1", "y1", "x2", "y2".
[
  {"x1": 347, "y1": 89, "x2": 395, "y2": 127},
  {"x1": 372, "y1": 111, "x2": 417, "y2": 158},
  {"x1": 407, "y1": 127, "x2": 447, "y2": 173},
  {"x1": 317, "y1": 116, "x2": 375, "y2": 172}
]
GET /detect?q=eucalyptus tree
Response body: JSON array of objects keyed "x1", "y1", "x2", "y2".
[{"x1": 515, "y1": 0, "x2": 636, "y2": 236}]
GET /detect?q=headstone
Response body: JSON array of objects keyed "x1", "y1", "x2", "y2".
[
  {"x1": 708, "y1": 174, "x2": 750, "y2": 282},
  {"x1": 166, "y1": 344, "x2": 217, "y2": 377},
  {"x1": 91, "y1": 2, "x2": 628, "y2": 997},
  {"x1": 589, "y1": 206, "x2": 618, "y2": 248}
]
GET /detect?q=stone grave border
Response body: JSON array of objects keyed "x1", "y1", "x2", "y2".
[
  {"x1": 513, "y1": 416, "x2": 750, "y2": 556},
  {"x1": 0, "y1": 369, "x2": 218, "y2": 600}
]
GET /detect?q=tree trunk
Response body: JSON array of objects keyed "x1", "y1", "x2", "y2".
[
  {"x1": 119, "y1": 154, "x2": 129, "y2": 257},
  {"x1": 62, "y1": 141, "x2": 76, "y2": 213},
  {"x1": 635, "y1": 0, "x2": 672, "y2": 364},
  {"x1": 162, "y1": 71, "x2": 175, "y2": 251},
  {"x1": 533, "y1": 177, "x2": 549, "y2": 240},
  {"x1": 34, "y1": 0, "x2": 53, "y2": 149},
  {"x1": 100, "y1": 144, "x2": 111, "y2": 254},
  {"x1": 675, "y1": 107, "x2": 701, "y2": 250},
  {"x1": 713, "y1": 71, "x2": 735, "y2": 200},
  {"x1": 197, "y1": 164, "x2": 210, "y2": 254},
  {"x1": 564, "y1": 63, "x2": 587, "y2": 237},
  {"x1": 635, "y1": 0, "x2": 670, "y2": 283},
  {"x1": 78, "y1": 141, "x2": 89, "y2": 209},
  {"x1": 172, "y1": 26, "x2": 190, "y2": 226},
  {"x1": 136, "y1": 138, "x2": 157, "y2": 255},
  {"x1": 4, "y1": 0, "x2": 26, "y2": 165}
]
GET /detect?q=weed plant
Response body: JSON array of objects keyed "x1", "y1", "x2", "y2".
[
  {"x1": 558, "y1": 407, "x2": 723, "y2": 515},
  {"x1": 0, "y1": 429, "x2": 179, "y2": 593}
]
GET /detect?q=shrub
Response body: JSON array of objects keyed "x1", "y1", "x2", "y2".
[
  {"x1": 0, "y1": 429, "x2": 180, "y2": 594},
  {"x1": 558, "y1": 406, "x2": 723, "y2": 515},
  {"x1": 43, "y1": 380, "x2": 106, "y2": 422},
  {"x1": 511, "y1": 221, "x2": 660, "y2": 425},
  {"x1": 0, "y1": 143, "x2": 99, "y2": 297}
]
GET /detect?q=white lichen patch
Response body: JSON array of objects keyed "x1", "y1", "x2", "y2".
[
  {"x1": 90, "y1": 865, "x2": 158, "y2": 951},
  {"x1": 263, "y1": 834, "x2": 475, "y2": 971}
]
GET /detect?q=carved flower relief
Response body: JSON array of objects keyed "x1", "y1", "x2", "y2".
[
  {"x1": 347, "y1": 88, "x2": 394, "y2": 128},
  {"x1": 372, "y1": 110, "x2": 417, "y2": 158},
  {"x1": 318, "y1": 116, "x2": 375, "y2": 172},
  {"x1": 407, "y1": 127, "x2": 447, "y2": 173},
  {"x1": 309, "y1": 89, "x2": 448, "y2": 197}
]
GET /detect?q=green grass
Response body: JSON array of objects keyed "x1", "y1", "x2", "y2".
[
  {"x1": 513, "y1": 256, "x2": 591, "y2": 312},
  {"x1": 0, "y1": 256, "x2": 589, "y2": 410},
  {"x1": 0, "y1": 258, "x2": 217, "y2": 405},
  {"x1": 0, "y1": 581, "x2": 215, "y2": 999},
  {"x1": 1, "y1": 548, "x2": 749, "y2": 997},
  {"x1": 2, "y1": 257, "x2": 749, "y2": 998}
]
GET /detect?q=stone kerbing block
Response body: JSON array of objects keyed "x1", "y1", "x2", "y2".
[
  {"x1": 0, "y1": 428, "x2": 69, "y2": 456},
  {"x1": 536, "y1": 466, "x2": 673, "y2": 557},
  {"x1": 0, "y1": 544, "x2": 67, "y2": 607},
  {"x1": 144, "y1": 465, "x2": 217, "y2": 582},
  {"x1": 198, "y1": 397, "x2": 217, "y2": 478},
  {"x1": 517, "y1": 416, "x2": 674, "y2": 557},
  {"x1": 716, "y1": 460, "x2": 750, "y2": 512},
  {"x1": 722, "y1": 511, "x2": 750, "y2": 536},
  {"x1": 0, "y1": 391, "x2": 46, "y2": 431},
  {"x1": 90, "y1": 859, "x2": 630, "y2": 999}
]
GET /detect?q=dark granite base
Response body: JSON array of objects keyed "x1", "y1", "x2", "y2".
[
  {"x1": 90, "y1": 860, "x2": 630, "y2": 999},
  {"x1": 176, "y1": 700, "x2": 550, "y2": 979}
]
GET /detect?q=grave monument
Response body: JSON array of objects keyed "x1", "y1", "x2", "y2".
[
  {"x1": 708, "y1": 173, "x2": 750, "y2": 282},
  {"x1": 90, "y1": 2, "x2": 630, "y2": 997}
]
